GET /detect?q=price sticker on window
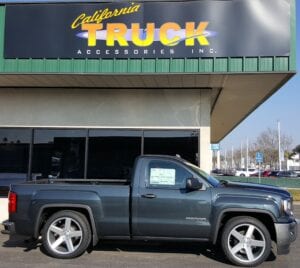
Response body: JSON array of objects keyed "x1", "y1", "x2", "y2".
[{"x1": 150, "y1": 168, "x2": 176, "y2": 185}]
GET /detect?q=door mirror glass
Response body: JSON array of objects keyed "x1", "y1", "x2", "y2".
[{"x1": 186, "y1": 177, "x2": 203, "y2": 191}]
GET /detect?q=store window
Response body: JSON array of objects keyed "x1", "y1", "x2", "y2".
[
  {"x1": 0, "y1": 129, "x2": 31, "y2": 181},
  {"x1": 144, "y1": 130, "x2": 199, "y2": 165},
  {"x1": 0, "y1": 128, "x2": 199, "y2": 183},
  {"x1": 32, "y1": 129, "x2": 86, "y2": 179},
  {"x1": 87, "y1": 130, "x2": 142, "y2": 180}
]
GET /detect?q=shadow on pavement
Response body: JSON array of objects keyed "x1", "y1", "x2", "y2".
[
  {"x1": 1, "y1": 233, "x2": 276, "y2": 265},
  {"x1": 2, "y1": 233, "x2": 40, "y2": 252}
]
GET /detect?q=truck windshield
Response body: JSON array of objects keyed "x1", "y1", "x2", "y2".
[{"x1": 184, "y1": 162, "x2": 220, "y2": 187}]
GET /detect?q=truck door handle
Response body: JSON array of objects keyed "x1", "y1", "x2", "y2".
[{"x1": 141, "y1": 194, "x2": 157, "y2": 199}]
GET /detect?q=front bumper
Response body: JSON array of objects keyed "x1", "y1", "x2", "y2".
[
  {"x1": 2, "y1": 220, "x2": 15, "y2": 235},
  {"x1": 275, "y1": 219, "x2": 299, "y2": 255}
]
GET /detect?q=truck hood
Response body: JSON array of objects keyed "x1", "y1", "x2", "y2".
[{"x1": 223, "y1": 181, "x2": 291, "y2": 199}]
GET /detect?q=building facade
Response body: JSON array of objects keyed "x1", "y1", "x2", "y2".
[{"x1": 0, "y1": 0, "x2": 296, "y2": 188}]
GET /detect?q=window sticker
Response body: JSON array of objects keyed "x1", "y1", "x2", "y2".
[{"x1": 150, "y1": 168, "x2": 176, "y2": 185}]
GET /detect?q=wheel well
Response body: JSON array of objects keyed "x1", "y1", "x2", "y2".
[
  {"x1": 36, "y1": 207, "x2": 93, "y2": 237},
  {"x1": 215, "y1": 212, "x2": 276, "y2": 244}
]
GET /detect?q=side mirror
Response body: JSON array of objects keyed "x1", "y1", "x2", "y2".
[{"x1": 186, "y1": 178, "x2": 203, "y2": 191}]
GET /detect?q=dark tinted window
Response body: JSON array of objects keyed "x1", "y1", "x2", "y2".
[
  {"x1": 144, "y1": 130, "x2": 199, "y2": 164},
  {"x1": 87, "y1": 130, "x2": 142, "y2": 180},
  {"x1": 32, "y1": 129, "x2": 86, "y2": 179},
  {"x1": 0, "y1": 129, "x2": 31, "y2": 181},
  {"x1": 147, "y1": 160, "x2": 192, "y2": 189}
]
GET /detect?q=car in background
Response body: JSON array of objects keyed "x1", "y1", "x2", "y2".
[
  {"x1": 211, "y1": 169, "x2": 224, "y2": 176},
  {"x1": 262, "y1": 170, "x2": 272, "y2": 177},
  {"x1": 276, "y1": 171, "x2": 298, "y2": 178},
  {"x1": 293, "y1": 170, "x2": 300, "y2": 177},
  {"x1": 235, "y1": 168, "x2": 258, "y2": 177},
  {"x1": 268, "y1": 171, "x2": 280, "y2": 177},
  {"x1": 211, "y1": 169, "x2": 236, "y2": 176},
  {"x1": 250, "y1": 170, "x2": 266, "y2": 177}
]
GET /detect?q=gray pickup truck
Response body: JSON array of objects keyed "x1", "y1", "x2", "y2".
[{"x1": 3, "y1": 155, "x2": 298, "y2": 267}]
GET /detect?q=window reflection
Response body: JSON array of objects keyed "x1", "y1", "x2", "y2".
[
  {"x1": 0, "y1": 129, "x2": 30, "y2": 186},
  {"x1": 0, "y1": 128, "x2": 200, "y2": 183},
  {"x1": 144, "y1": 130, "x2": 199, "y2": 165},
  {"x1": 32, "y1": 130, "x2": 86, "y2": 179},
  {"x1": 88, "y1": 130, "x2": 142, "y2": 180}
]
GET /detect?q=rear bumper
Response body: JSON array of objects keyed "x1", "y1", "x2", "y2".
[
  {"x1": 2, "y1": 220, "x2": 15, "y2": 235},
  {"x1": 275, "y1": 219, "x2": 299, "y2": 255}
]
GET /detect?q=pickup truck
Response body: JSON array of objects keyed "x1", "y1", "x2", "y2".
[{"x1": 3, "y1": 155, "x2": 298, "y2": 267}]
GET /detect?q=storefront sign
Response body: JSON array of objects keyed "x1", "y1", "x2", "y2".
[{"x1": 4, "y1": 0, "x2": 290, "y2": 59}]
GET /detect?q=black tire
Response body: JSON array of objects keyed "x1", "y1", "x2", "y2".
[
  {"x1": 240, "y1": 174, "x2": 246, "y2": 177},
  {"x1": 41, "y1": 210, "x2": 91, "y2": 259},
  {"x1": 221, "y1": 216, "x2": 271, "y2": 267}
]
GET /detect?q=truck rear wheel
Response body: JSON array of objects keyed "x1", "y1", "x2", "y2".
[
  {"x1": 221, "y1": 216, "x2": 271, "y2": 267},
  {"x1": 41, "y1": 210, "x2": 91, "y2": 259}
]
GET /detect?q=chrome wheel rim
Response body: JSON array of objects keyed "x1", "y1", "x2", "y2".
[
  {"x1": 47, "y1": 217, "x2": 83, "y2": 255},
  {"x1": 227, "y1": 223, "x2": 266, "y2": 264}
]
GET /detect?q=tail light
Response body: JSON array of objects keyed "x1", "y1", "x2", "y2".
[{"x1": 8, "y1": 191, "x2": 17, "y2": 214}]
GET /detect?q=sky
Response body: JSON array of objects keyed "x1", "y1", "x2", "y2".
[{"x1": 221, "y1": 2, "x2": 300, "y2": 152}]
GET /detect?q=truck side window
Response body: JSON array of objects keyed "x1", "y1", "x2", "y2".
[{"x1": 147, "y1": 160, "x2": 192, "y2": 189}]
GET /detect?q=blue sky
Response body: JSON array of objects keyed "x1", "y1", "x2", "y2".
[{"x1": 221, "y1": 2, "x2": 299, "y2": 151}]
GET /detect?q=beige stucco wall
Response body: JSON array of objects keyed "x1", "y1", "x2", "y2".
[{"x1": 0, "y1": 88, "x2": 212, "y2": 172}]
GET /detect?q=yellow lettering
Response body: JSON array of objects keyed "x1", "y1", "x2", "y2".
[
  {"x1": 71, "y1": 4, "x2": 142, "y2": 29},
  {"x1": 71, "y1": 13, "x2": 85, "y2": 29},
  {"x1": 132, "y1": 4, "x2": 141, "y2": 13},
  {"x1": 82, "y1": 16, "x2": 92, "y2": 24},
  {"x1": 82, "y1": 23, "x2": 103, "y2": 46},
  {"x1": 106, "y1": 23, "x2": 128, "y2": 46},
  {"x1": 185, "y1": 22, "x2": 209, "y2": 46},
  {"x1": 160, "y1": 22, "x2": 181, "y2": 46},
  {"x1": 132, "y1": 23, "x2": 154, "y2": 47}
]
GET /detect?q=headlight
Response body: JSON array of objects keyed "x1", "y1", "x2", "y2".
[{"x1": 282, "y1": 199, "x2": 293, "y2": 216}]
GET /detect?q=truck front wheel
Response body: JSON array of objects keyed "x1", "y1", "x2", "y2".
[
  {"x1": 221, "y1": 216, "x2": 271, "y2": 267},
  {"x1": 41, "y1": 210, "x2": 92, "y2": 258}
]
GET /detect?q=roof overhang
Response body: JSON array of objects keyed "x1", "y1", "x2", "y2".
[{"x1": 0, "y1": 72, "x2": 294, "y2": 142}]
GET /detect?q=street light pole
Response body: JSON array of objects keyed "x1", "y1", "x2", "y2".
[
  {"x1": 240, "y1": 141, "x2": 243, "y2": 168},
  {"x1": 246, "y1": 137, "x2": 249, "y2": 173},
  {"x1": 231, "y1": 145, "x2": 234, "y2": 169},
  {"x1": 278, "y1": 120, "x2": 282, "y2": 171},
  {"x1": 225, "y1": 148, "x2": 227, "y2": 170}
]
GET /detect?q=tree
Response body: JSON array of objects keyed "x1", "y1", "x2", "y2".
[
  {"x1": 293, "y1": 144, "x2": 300, "y2": 154},
  {"x1": 250, "y1": 128, "x2": 293, "y2": 168}
]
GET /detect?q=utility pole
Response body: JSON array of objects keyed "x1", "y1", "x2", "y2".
[
  {"x1": 240, "y1": 141, "x2": 243, "y2": 168},
  {"x1": 225, "y1": 148, "x2": 227, "y2": 170},
  {"x1": 217, "y1": 150, "x2": 220, "y2": 169},
  {"x1": 278, "y1": 120, "x2": 282, "y2": 171},
  {"x1": 231, "y1": 146, "x2": 234, "y2": 169},
  {"x1": 246, "y1": 137, "x2": 249, "y2": 172}
]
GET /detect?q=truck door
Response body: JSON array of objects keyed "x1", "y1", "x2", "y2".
[{"x1": 132, "y1": 158, "x2": 212, "y2": 239}]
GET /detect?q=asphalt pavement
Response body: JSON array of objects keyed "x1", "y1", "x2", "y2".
[{"x1": 0, "y1": 206, "x2": 299, "y2": 268}]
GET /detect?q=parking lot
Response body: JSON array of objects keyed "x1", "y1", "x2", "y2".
[{"x1": 0, "y1": 206, "x2": 299, "y2": 268}]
